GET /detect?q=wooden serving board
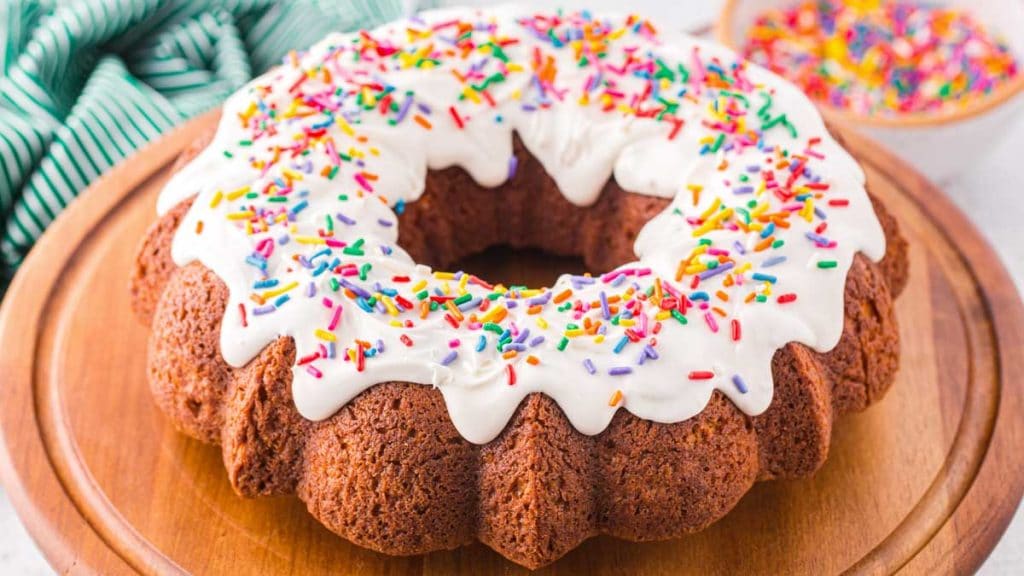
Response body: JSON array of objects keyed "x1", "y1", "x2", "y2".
[{"x1": 2, "y1": 111, "x2": 1024, "y2": 575}]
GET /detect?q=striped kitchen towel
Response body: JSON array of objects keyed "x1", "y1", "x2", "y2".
[{"x1": 0, "y1": 0, "x2": 423, "y2": 291}]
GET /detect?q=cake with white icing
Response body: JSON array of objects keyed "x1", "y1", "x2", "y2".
[{"x1": 130, "y1": 6, "x2": 907, "y2": 568}]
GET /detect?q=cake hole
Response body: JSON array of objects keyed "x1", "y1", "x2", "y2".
[{"x1": 442, "y1": 245, "x2": 589, "y2": 288}]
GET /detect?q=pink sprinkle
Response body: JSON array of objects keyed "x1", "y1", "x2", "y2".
[
  {"x1": 306, "y1": 365, "x2": 323, "y2": 378},
  {"x1": 704, "y1": 312, "x2": 719, "y2": 333},
  {"x1": 449, "y1": 339, "x2": 461, "y2": 348},
  {"x1": 328, "y1": 305, "x2": 344, "y2": 331},
  {"x1": 354, "y1": 173, "x2": 373, "y2": 192}
]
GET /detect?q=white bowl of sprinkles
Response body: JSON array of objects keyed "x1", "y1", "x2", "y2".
[{"x1": 717, "y1": 0, "x2": 1024, "y2": 182}]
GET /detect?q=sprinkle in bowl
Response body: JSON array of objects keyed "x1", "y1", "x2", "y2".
[{"x1": 716, "y1": 0, "x2": 1024, "y2": 181}]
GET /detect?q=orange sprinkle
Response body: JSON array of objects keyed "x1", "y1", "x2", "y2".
[
  {"x1": 608, "y1": 390, "x2": 623, "y2": 407},
  {"x1": 502, "y1": 350, "x2": 518, "y2": 360},
  {"x1": 553, "y1": 289, "x2": 572, "y2": 304},
  {"x1": 195, "y1": 220, "x2": 204, "y2": 234},
  {"x1": 414, "y1": 114, "x2": 432, "y2": 129},
  {"x1": 754, "y1": 236, "x2": 775, "y2": 252},
  {"x1": 526, "y1": 355, "x2": 540, "y2": 365}
]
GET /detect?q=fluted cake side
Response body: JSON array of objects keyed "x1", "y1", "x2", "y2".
[{"x1": 130, "y1": 132, "x2": 907, "y2": 569}]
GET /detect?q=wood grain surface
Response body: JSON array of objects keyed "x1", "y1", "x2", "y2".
[{"x1": 1, "y1": 111, "x2": 1023, "y2": 575}]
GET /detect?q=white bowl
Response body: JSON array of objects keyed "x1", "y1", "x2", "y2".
[{"x1": 716, "y1": 0, "x2": 1024, "y2": 182}]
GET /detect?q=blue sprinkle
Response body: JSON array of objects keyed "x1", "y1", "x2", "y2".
[{"x1": 613, "y1": 336, "x2": 629, "y2": 354}]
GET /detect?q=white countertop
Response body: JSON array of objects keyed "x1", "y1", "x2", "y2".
[{"x1": 1, "y1": 2, "x2": 1021, "y2": 573}]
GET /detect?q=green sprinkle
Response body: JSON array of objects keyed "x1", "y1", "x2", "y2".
[
  {"x1": 557, "y1": 337, "x2": 569, "y2": 351},
  {"x1": 670, "y1": 309, "x2": 688, "y2": 325},
  {"x1": 817, "y1": 260, "x2": 838, "y2": 269}
]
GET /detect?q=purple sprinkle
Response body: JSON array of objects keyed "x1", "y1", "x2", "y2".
[
  {"x1": 644, "y1": 345, "x2": 659, "y2": 360},
  {"x1": 733, "y1": 185, "x2": 754, "y2": 195},
  {"x1": 440, "y1": 350, "x2": 458, "y2": 366},
  {"x1": 457, "y1": 297, "x2": 481, "y2": 311},
  {"x1": 395, "y1": 95, "x2": 414, "y2": 123},
  {"x1": 306, "y1": 282, "x2": 317, "y2": 298},
  {"x1": 698, "y1": 261, "x2": 734, "y2": 281},
  {"x1": 599, "y1": 291, "x2": 611, "y2": 320},
  {"x1": 253, "y1": 305, "x2": 276, "y2": 315},
  {"x1": 504, "y1": 343, "x2": 527, "y2": 352},
  {"x1": 340, "y1": 278, "x2": 371, "y2": 299},
  {"x1": 583, "y1": 358, "x2": 597, "y2": 375},
  {"x1": 514, "y1": 328, "x2": 531, "y2": 344},
  {"x1": 805, "y1": 231, "x2": 831, "y2": 246},
  {"x1": 378, "y1": 218, "x2": 393, "y2": 227},
  {"x1": 376, "y1": 339, "x2": 385, "y2": 353},
  {"x1": 732, "y1": 374, "x2": 749, "y2": 394},
  {"x1": 609, "y1": 366, "x2": 633, "y2": 376},
  {"x1": 528, "y1": 292, "x2": 553, "y2": 306},
  {"x1": 336, "y1": 212, "x2": 357, "y2": 226},
  {"x1": 508, "y1": 156, "x2": 518, "y2": 180},
  {"x1": 529, "y1": 335, "x2": 546, "y2": 347}
]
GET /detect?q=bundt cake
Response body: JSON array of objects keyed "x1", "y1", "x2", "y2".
[{"x1": 130, "y1": 6, "x2": 908, "y2": 569}]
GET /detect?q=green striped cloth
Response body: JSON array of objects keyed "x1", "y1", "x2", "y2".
[{"x1": 0, "y1": 0, "x2": 424, "y2": 291}]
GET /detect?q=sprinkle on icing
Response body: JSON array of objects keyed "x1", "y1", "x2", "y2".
[{"x1": 159, "y1": 7, "x2": 886, "y2": 444}]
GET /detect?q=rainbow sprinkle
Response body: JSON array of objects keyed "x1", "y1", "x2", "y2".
[
  {"x1": 742, "y1": 0, "x2": 1019, "y2": 116},
  {"x1": 204, "y1": 9, "x2": 863, "y2": 402}
]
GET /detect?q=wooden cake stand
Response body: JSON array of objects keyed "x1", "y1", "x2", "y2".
[{"x1": 2, "y1": 111, "x2": 1023, "y2": 575}]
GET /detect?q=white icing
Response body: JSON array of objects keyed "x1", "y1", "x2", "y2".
[{"x1": 157, "y1": 6, "x2": 886, "y2": 444}]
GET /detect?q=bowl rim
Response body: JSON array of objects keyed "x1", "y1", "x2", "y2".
[{"x1": 715, "y1": 0, "x2": 1024, "y2": 128}]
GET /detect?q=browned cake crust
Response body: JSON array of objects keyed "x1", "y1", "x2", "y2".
[{"x1": 131, "y1": 130, "x2": 907, "y2": 569}]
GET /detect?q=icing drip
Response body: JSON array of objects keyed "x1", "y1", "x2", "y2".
[{"x1": 158, "y1": 6, "x2": 886, "y2": 444}]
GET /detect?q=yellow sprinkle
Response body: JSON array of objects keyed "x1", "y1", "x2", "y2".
[
  {"x1": 536, "y1": 317, "x2": 549, "y2": 329},
  {"x1": 227, "y1": 211, "x2": 254, "y2": 220},
  {"x1": 699, "y1": 197, "x2": 722, "y2": 220},
  {"x1": 282, "y1": 168, "x2": 304, "y2": 182},
  {"x1": 434, "y1": 271, "x2": 455, "y2": 280},
  {"x1": 336, "y1": 117, "x2": 356, "y2": 137},
  {"x1": 261, "y1": 281, "x2": 299, "y2": 300},
  {"x1": 295, "y1": 236, "x2": 327, "y2": 245},
  {"x1": 411, "y1": 279, "x2": 427, "y2": 292},
  {"x1": 656, "y1": 310, "x2": 671, "y2": 321},
  {"x1": 461, "y1": 86, "x2": 481, "y2": 104},
  {"x1": 480, "y1": 305, "x2": 508, "y2": 323},
  {"x1": 564, "y1": 329, "x2": 584, "y2": 338},
  {"x1": 382, "y1": 296, "x2": 399, "y2": 317},
  {"x1": 226, "y1": 186, "x2": 251, "y2": 201},
  {"x1": 209, "y1": 190, "x2": 224, "y2": 208},
  {"x1": 315, "y1": 329, "x2": 337, "y2": 342}
]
